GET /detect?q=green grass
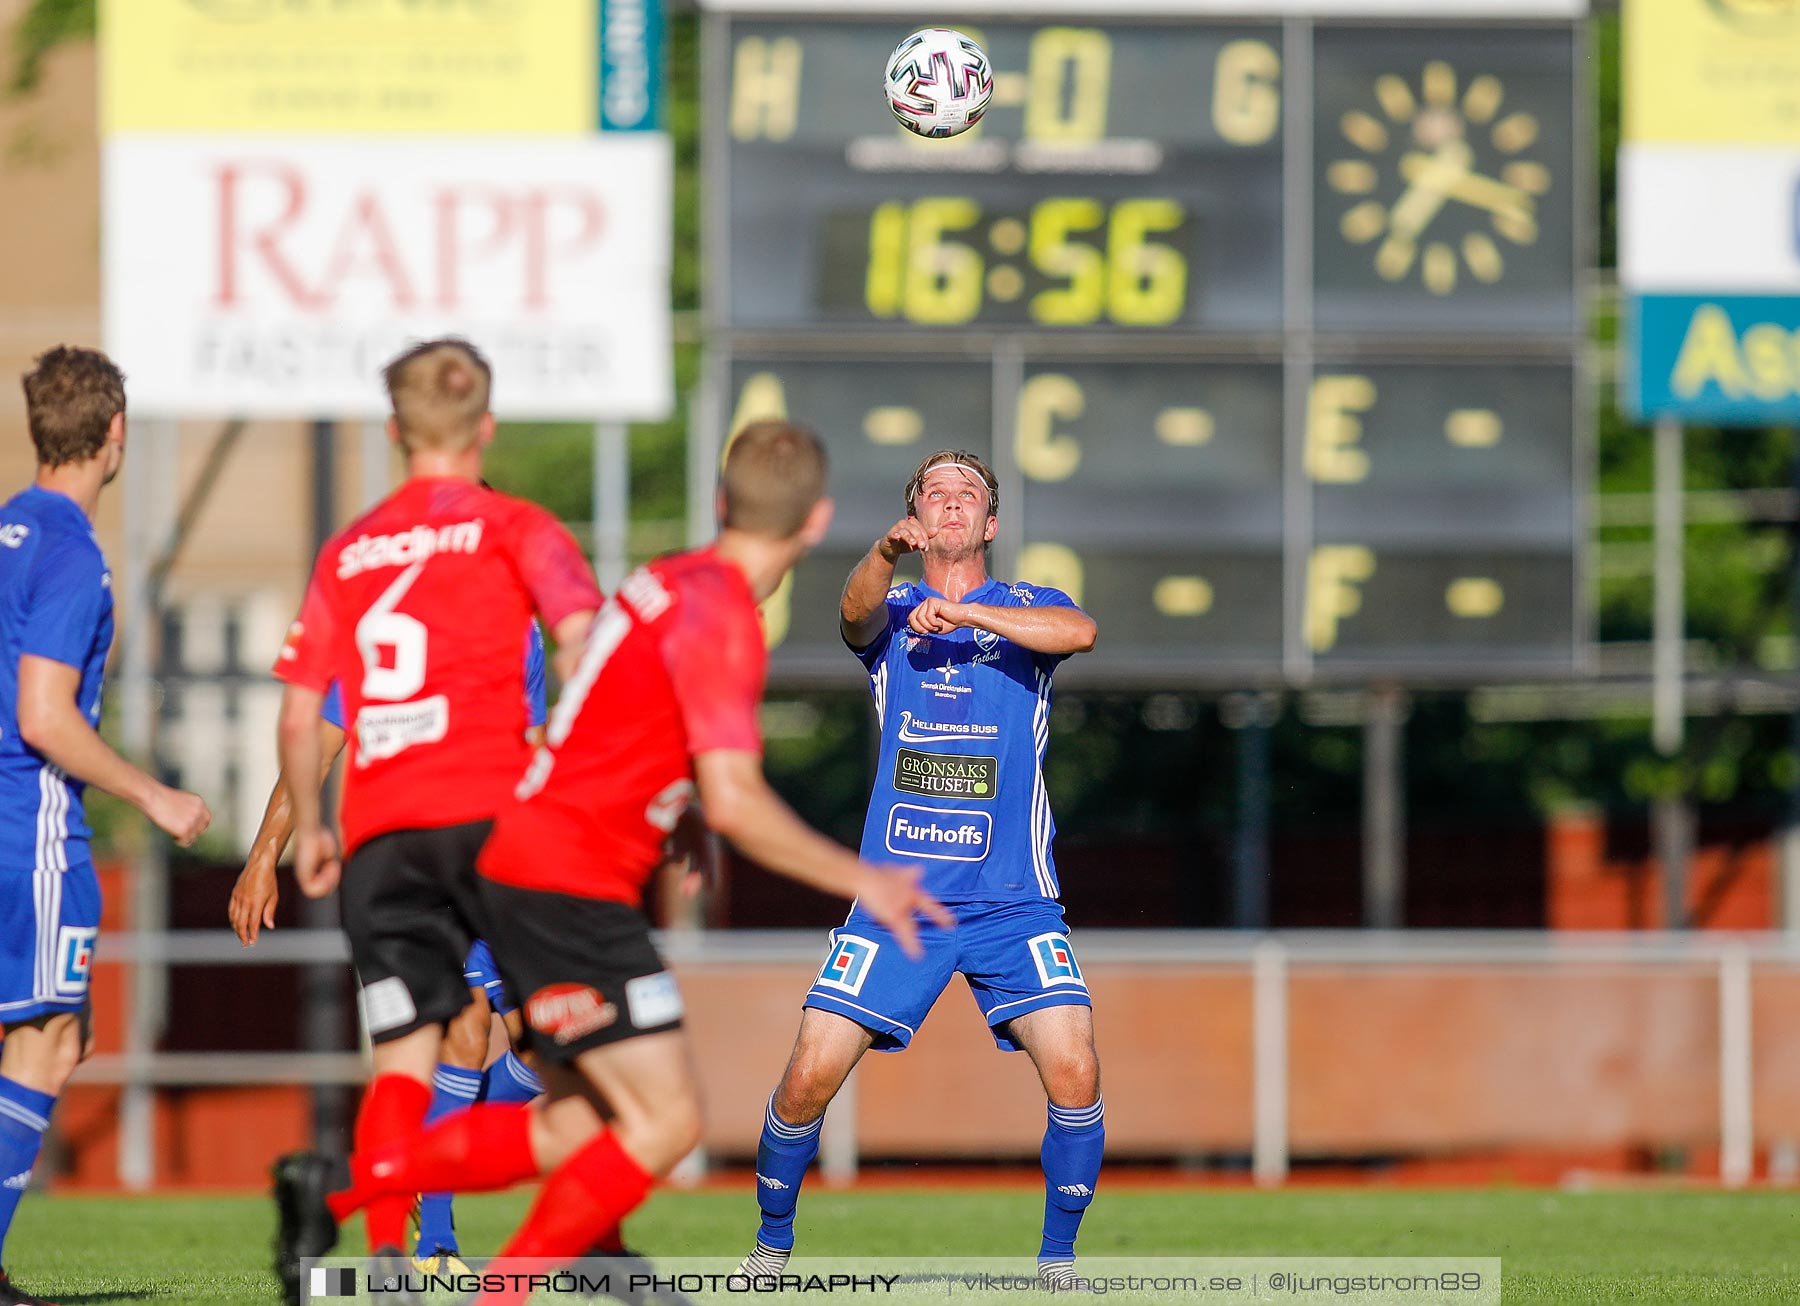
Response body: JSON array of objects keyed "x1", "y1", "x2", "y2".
[{"x1": 6, "y1": 1185, "x2": 1799, "y2": 1304}]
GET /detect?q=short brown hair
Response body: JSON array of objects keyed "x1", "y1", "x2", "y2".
[
  {"x1": 383, "y1": 338, "x2": 492, "y2": 451},
  {"x1": 22, "y1": 346, "x2": 126, "y2": 468},
  {"x1": 721, "y1": 420, "x2": 828, "y2": 537},
  {"x1": 905, "y1": 449, "x2": 998, "y2": 518}
]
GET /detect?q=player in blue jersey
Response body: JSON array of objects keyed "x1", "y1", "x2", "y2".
[
  {"x1": 0, "y1": 347, "x2": 211, "y2": 1306},
  {"x1": 229, "y1": 623, "x2": 549, "y2": 1273},
  {"x1": 741, "y1": 449, "x2": 1101, "y2": 1288}
]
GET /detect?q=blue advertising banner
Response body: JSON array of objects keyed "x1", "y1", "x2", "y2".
[
  {"x1": 600, "y1": 0, "x2": 665, "y2": 131},
  {"x1": 1629, "y1": 294, "x2": 1800, "y2": 425}
]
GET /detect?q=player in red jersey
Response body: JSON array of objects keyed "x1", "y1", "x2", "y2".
[
  {"x1": 271, "y1": 340, "x2": 602, "y2": 1277},
  {"x1": 324, "y1": 420, "x2": 949, "y2": 1304}
]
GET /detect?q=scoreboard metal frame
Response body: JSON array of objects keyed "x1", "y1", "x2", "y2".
[{"x1": 697, "y1": 0, "x2": 1592, "y2": 688}]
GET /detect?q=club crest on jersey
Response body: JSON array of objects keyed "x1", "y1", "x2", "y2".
[
  {"x1": 54, "y1": 927, "x2": 96, "y2": 997},
  {"x1": 974, "y1": 627, "x2": 1000, "y2": 653},
  {"x1": 816, "y1": 934, "x2": 878, "y2": 996},
  {"x1": 1029, "y1": 932, "x2": 1085, "y2": 989}
]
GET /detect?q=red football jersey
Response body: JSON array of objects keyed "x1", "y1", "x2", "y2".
[
  {"x1": 479, "y1": 548, "x2": 766, "y2": 905},
  {"x1": 275, "y1": 477, "x2": 601, "y2": 855}
]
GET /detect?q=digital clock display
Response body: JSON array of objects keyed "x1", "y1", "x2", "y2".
[{"x1": 719, "y1": 18, "x2": 1284, "y2": 332}]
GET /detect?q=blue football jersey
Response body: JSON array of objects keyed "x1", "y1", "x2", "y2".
[
  {"x1": 0, "y1": 487, "x2": 115, "y2": 873},
  {"x1": 852, "y1": 578, "x2": 1078, "y2": 902},
  {"x1": 322, "y1": 619, "x2": 547, "y2": 731}
]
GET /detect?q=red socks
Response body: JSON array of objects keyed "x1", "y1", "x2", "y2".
[
  {"x1": 473, "y1": 1132, "x2": 655, "y2": 1305},
  {"x1": 495, "y1": 1130, "x2": 654, "y2": 1260},
  {"x1": 352, "y1": 1074, "x2": 432, "y2": 1251},
  {"x1": 329, "y1": 1104, "x2": 540, "y2": 1223}
]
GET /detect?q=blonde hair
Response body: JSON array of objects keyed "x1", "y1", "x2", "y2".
[
  {"x1": 721, "y1": 420, "x2": 829, "y2": 537},
  {"x1": 382, "y1": 339, "x2": 491, "y2": 451}
]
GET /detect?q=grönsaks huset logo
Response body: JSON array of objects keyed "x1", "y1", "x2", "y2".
[
  {"x1": 885, "y1": 803, "x2": 991, "y2": 863},
  {"x1": 893, "y1": 748, "x2": 997, "y2": 801},
  {"x1": 309, "y1": 1266, "x2": 356, "y2": 1298}
]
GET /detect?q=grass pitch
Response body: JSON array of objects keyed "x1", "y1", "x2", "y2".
[{"x1": 6, "y1": 1183, "x2": 1798, "y2": 1304}]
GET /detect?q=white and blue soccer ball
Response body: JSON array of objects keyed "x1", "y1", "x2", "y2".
[{"x1": 883, "y1": 28, "x2": 994, "y2": 139}]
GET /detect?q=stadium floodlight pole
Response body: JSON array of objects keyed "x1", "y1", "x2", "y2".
[
  {"x1": 593, "y1": 420, "x2": 630, "y2": 594},
  {"x1": 1651, "y1": 415, "x2": 1689, "y2": 929},
  {"x1": 116, "y1": 418, "x2": 170, "y2": 1190},
  {"x1": 304, "y1": 419, "x2": 350, "y2": 1155}
]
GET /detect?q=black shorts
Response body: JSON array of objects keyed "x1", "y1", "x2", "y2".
[
  {"x1": 342, "y1": 821, "x2": 492, "y2": 1045},
  {"x1": 478, "y1": 879, "x2": 684, "y2": 1064}
]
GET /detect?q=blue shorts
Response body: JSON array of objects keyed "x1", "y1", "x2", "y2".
[
  {"x1": 462, "y1": 939, "x2": 516, "y2": 1016},
  {"x1": 0, "y1": 862, "x2": 100, "y2": 1025},
  {"x1": 803, "y1": 897, "x2": 1089, "y2": 1052}
]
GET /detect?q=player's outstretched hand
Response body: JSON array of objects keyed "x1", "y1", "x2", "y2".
[
  {"x1": 907, "y1": 597, "x2": 968, "y2": 636},
  {"x1": 147, "y1": 784, "x2": 211, "y2": 847},
  {"x1": 228, "y1": 861, "x2": 279, "y2": 946},
  {"x1": 293, "y1": 827, "x2": 342, "y2": 899},
  {"x1": 854, "y1": 864, "x2": 954, "y2": 959},
  {"x1": 877, "y1": 515, "x2": 934, "y2": 563}
]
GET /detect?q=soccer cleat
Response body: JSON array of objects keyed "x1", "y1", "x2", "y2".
[
  {"x1": 1036, "y1": 1260, "x2": 1099, "y2": 1293},
  {"x1": 734, "y1": 1241, "x2": 791, "y2": 1280},
  {"x1": 412, "y1": 1248, "x2": 473, "y2": 1278},
  {"x1": 272, "y1": 1151, "x2": 342, "y2": 1306},
  {"x1": 0, "y1": 1269, "x2": 56, "y2": 1305}
]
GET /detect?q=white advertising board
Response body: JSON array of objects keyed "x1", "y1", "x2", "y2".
[
  {"x1": 104, "y1": 135, "x2": 673, "y2": 420},
  {"x1": 1621, "y1": 147, "x2": 1800, "y2": 292}
]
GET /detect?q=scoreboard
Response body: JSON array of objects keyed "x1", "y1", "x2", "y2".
[{"x1": 699, "y1": 0, "x2": 1589, "y2": 686}]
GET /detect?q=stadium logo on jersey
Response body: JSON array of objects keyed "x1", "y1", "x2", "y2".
[
  {"x1": 894, "y1": 748, "x2": 997, "y2": 801},
  {"x1": 896, "y1": 711, "x2": 999, "y2": 744},
  {"x1": 625, "y1": 972, "x2": 685, "y2": 1028},
  {"x1": 0, "y1": 524, "x2": 29, "y2": 548},
  {"x1": 54, "y1": 927, "x2": 97, "y2": 997},
  {"x1": 885, "y1": 804, "x2": 992, "y2": 863},
  {"x1": 816, "y1": 934, "x2": 879, "y2": 996},
  {"x1": 527, "y1": 983, "x2": 619, "y2": 1045},
  {"x1": 1029, "y1": 933, "x2": 1086, "y2": 989}
]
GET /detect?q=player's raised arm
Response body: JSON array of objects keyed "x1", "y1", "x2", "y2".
[
  {"x1": 909, "y1": 596, "x2": 1097, "y2": 655},
  {"x1": 16, "y1": 654, "x2": 211, "y2": 845},
  {"x1": 840, "y1": 516, "x2": 931, "y2": 649},
  {"x1": 229, "y1": 717, "x2": 346, "y2": 945},
  {"x1": 693, "y1": 749, "x2": 950, "y2": 956}
]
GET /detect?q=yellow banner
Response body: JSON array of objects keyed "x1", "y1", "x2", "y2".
[
  {"x1": 1624, "y1": 0, "x2": 1800, "y2": 142},
  {"x1": 102, "y1": 0, "x2": 596, "y2": 135}
]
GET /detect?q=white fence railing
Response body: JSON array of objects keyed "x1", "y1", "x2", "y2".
[{"x1": 90, "y1": 929, "x2": 1798, "y2": 1189}]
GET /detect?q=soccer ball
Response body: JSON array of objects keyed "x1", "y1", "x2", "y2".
[{"x1": 883, "y1": 28, "x2": 994, "y2": 139}]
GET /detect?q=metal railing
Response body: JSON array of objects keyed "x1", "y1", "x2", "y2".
[{"x1": 89, "y1": 928, "x2": 1790, "y2": 1189}]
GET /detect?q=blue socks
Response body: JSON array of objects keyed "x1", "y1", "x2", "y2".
[
  {"x1": 753, "y1": 1094, "x2": 824, "y2": 1252},
  {"x1": 479, "y1": 1051, "x2": 543, "y2": 1107},
  {"x1": 414, "y1": 1064, "x2": 483, "y2": 1256},
  {"x1": 0, "y1": 1077, "x2": 54, "y2": 1267},
  {"x1": 1039, "y1": 1097, "x2": 1104, "y2": 1263}
]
